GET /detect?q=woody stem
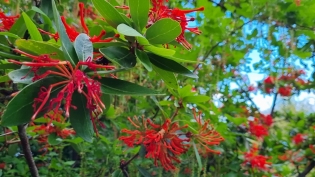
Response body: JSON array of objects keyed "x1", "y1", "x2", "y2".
[{"x1": 18, "y1": 124, "x2": 39, "y2": 177}]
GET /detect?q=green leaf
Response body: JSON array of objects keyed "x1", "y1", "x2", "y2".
[
  {"x1": 31, "y1": 6, "x2": 53, "y2": 28},
  {"x1": 135, "y1": 49, "x2": 152, "y2": 71},
  {"x1": 0, "y1": 75, "x2": 10, "y2": 83},
  {"x1": 137, "y1": 166, "x2": 152, "y2": 177},
  {"x1": 52, "y1": 0, "x2": 78, "y2": 65},
  {"x1": 22, "y1": 12, "x2": 43, "y2": 41},
  {"x1": 117, "y1": 24, "x2": 143, "y2": 37},
  {"x1": 129, "y1": 0, "x2": 150, "y2": 31},
  {"x1": 1, "y1": 77, "x2": 65, "y2": 126},
  {"x1": 146, "y1": 18, "x2": 181, "y2": 44},
  {"x1": 9, "y1": 10, "x2": 36, "y2": 38},
  {"x1": 99, "y1": 77, "x2": 161, "y2": 95},
  {"x1": 48, "y1": 133, "x2": 62, "y2": 145},
  {"x1": 0, "y1": 51, "x2": 32, "y2": 61},
  {"x1": 193, "y1": 142, "x2": 202, "y2": 170},
  {"x1": 144, "y1": 45, "x2": 175, "y2": 56},
  {"x1": 99, "y1": 46, "x2": 136, "y2": 68},
  {"x1": 92, "y1": 0, "x2": 130, "y2": 28},
  {"x1": 183, "y1": 95, "x2": 210, "y2": 103},
  {"x1": 74, "y1": 33, "x2": 93, "y2": 70},
  {"x1": 0, "y1": 32, "x2": 20, "y2": 39},
  {"x1": 101, "y1": 94, "x2": 111, "y2": 113},
  {"x1": 15, "y1": 39, "x2": 65, "y2": 60},
  {"x1": 69, "y1": 91, "x2": 94, "y2": 142},
  {"x1": 0, "y1": 63, "x2": 20, "y2": 70},
  {"x1": 86, "y1": 68, "x2": 130, "y2": 76},
  {"x1": 8, "y1": 68, "x2": 34, "y2": 84},
  {"x1": 148, "y1": 53, "x2": 198, "y2": 78},
  {"x1": 163, "y1": 55, "x2": 199, "y2": 63},
  {"x1": 152, "y1": 65, "x2": 178, "y2": 89}
]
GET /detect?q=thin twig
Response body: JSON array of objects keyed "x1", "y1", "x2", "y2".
[
  {"x1": 120, "y1": 152, "x2": 140, "y2": 177},
  {"x1": 17, "y1": 125, "x2": 39, "y2": 177}
]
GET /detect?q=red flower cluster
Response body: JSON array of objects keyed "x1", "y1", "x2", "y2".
[
  {"x1": 243, "y1": 144, "x2": 270, "y2": 171},
  {"x1": 119, "y1": 111, "x2": 224, "y2": 171},
  {"x1": 248, "y1": 115, "x2": 272, "y2": 139},
  {"x1": 39, "y1": 3, "x2": 119, "y2": 43},
  {"x1": 148, "y1": 0, "x2": 204, "y2": 49},
  {"x1": 0, "y1": 10, "x2": 19, "y2": 31},
  {"x1": 9, "y1": 49, "x2": 115, "y2": 134},
  {"x1": 263, "y1": 70, "x2": 307, "y2": 96},
  {"x1": 187, "y1": 108, "x2": 224, "y2": 154},
  {"x1": 292, "y1": 133, "x2": 305, "y2": 145},
  {"x1": 119, "y1": 116, "x2": 189, "y2": 171}
]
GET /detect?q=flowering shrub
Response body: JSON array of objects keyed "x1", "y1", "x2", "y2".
[{"x1": 0, "y1": 0, "x2": 315, "y2": 176}]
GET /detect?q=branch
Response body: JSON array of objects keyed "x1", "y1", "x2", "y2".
[
  {"x1": 270, "y1": 93, "x2": 278, "y2": 116},
  {"x1": 17, "y1": 125, "x2": 39, "y2": 177},
  {"x1": 297, "y1": 160, "x2": 315, "y2": 177},
  {"x1": 120, "y1": 152, "x2": 139, "y2": 177}
]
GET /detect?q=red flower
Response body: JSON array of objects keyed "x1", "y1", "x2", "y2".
[
  {"x1": 260, "y1": 114, "x2": 273, "y2": 127},
  {"x1": 148, "y1": 0, "x2": 204, "y2": 49},
  {"x1": 0, "y1": 10, "x2": 19, "y2": 31},
  {"x1": 187, "y1": 109, "x2": 224, "y2": 154},
  {"x1": 248, "y1": 85, "x2": 255, "y2": 92},
  {"x1": 249, "y1": 122, "x2": 268, "y2": 138},
  {"x1": 119, "y1": 117, "x2": 189, "y2": 171},
  {"x1": 9, "y1": 49, "x2": 115, "y2": 135},
  {"x1": 39, "y1": 3, "x2": 119, "y2": 43},
  {"x1": 264, "y1": 76, "x2": 275, "y2": 85},
  {"x1": 0, "y1": 163, "x2": 5, "y2": 169},
  {"x1": 292, "y1": 133, "x2": 305, "y2": 145},
  {"x1": 278, "y1": 86, "x2": 292, "y2": 96},
  {"x1": 244, "y1": 145, "x2": 270, "y2": 170}
]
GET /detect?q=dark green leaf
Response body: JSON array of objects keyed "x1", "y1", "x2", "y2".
[
  {"x1": 101, "y1": 94, "x2": 111, "y2": 113},
  {"x1": 1, "y1": 77, "x2": 65, "y2": 126},
  {"x1": 146, "y1": 18, "x2": 181, "y2": 44},
  {"x1": 0, "y1": 51, "x2": 32, "y2": 61},
  {"x1": 92, "y1": 0, "x2": 130, "y2": 28},
  {"x1": 129, "y1": 0, "x2": 150, "y2": 31},
  {"x1": 52, "y1": 0, "x2": 78, "y2": 65},
  {"x1": 135, "y1": 49, "x2": 152, "y2": 71},
  {"x1": 15, "y1": 39, "x2": 65, "y2": 60},
  {"x1": 99, "y1": 77, "x2": 161, "y2": 95},
  {"x1": 31, "y1": 6, "x2": 53, "y2": 28},
  {"x1": 137, "y1": 166, "x2": 152, "y2": 177},
  {"x1": 99, "y1": 46, "x2": 136, "y2": 68},
  {"x1": 152, "y1": 65, "x2": 178, "y2": 89},
  {"x1": 74, "y1": 33, "x2": 93, "y2": 70},
  {"x1": 117, "y1": 24, "x2": 143, "y2": 37},
  {"x1": 9, "y1": 10, "x2": 36, "y2": 38},
  {"x1": 22, "y1": 12, "x2": 43, "y2": 41},
  {"x1": 0, "y1": 75, "x2": 10, "y2": 83},
  {"x1": 69, "y1": 91, "x2": 94, "y2": 142},
  {"x1": 149, "y1": 53, "x2": 198, "y2": 78},
  {"x1": 48, "y1": 133, "x2": 62, "y2": 145},
  {"x1": 0, "y1": 63, "x2": 20, "y2": 69}
]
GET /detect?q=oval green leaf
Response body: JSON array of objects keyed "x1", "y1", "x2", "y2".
[
  {"x1": 99, "y1": 46, "x2": 136, "y2": 68},
  {"x1": 152, "y1": 65, "x2": 178, "y2": 89},
  {"x1": 146, "y1": 18, "x2": 181, "y2": 44},
  {"x1": 74, "y1": 33, "x2": 93, "y2": 70},
  {"x1": 92, "y1": 0, "x2": 130, "y2": 28},
  {"x1": 117, "y1": 24, "x2": 143, "y2": 37},
  {"x1": 135, "y1": 49, "x2": 152, "y2": 71},
  {"x1": 15, "y1": 39, "x2": 65, "y2": 60},
  {"x1": 22, "y1": 12, "x2": 43, "y2": 41},
  {"x1": 52, "y1": 0, "x2": 78, "y2": 65},
  {"x1": 129, "y1": 0, "x2": 150, "y2": 31},
  {"x1": 183, "y1": 95, "x2": 211, "y2": 103},
  {"x1": 148, "y1": 53, "x2": 198, "y2": 78},
  {"x1": 1, "y1": 77, "x2": 65, "y2": 126},
  {"x1": 69, "y1": 91, "x2": 94, "y2": 142},
  {"x1": 99, "y1": 77, "x2": 161, "y2": 95},
  {"x1": 144, "y1": 45, "x2": 175, "y2": 56}
]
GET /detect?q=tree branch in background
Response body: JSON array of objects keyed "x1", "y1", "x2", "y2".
[
  {"x1": 120, "y1": 152, "x2": 140, "y2": 177},
  {"x1": 17, "y1": 125, "x2": 39, "y2": 177},
  {"x1": 270, "y1": 93, "x2": 278, "y2": 116},
  {"x1": 297, "y1": 160, "x2": 315, "y2": 177}
]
